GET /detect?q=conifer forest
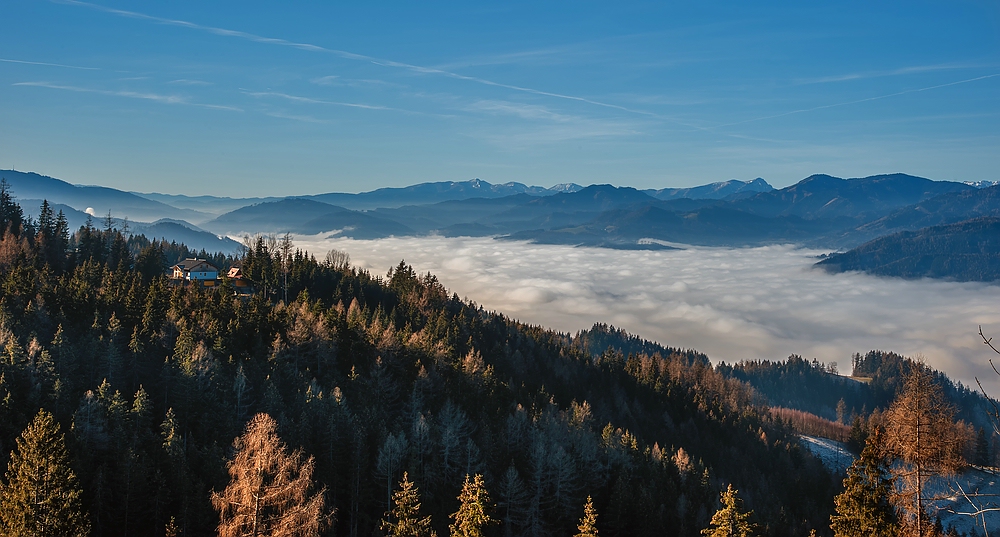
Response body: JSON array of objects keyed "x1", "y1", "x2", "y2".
[{"x1": 0, "y1": 186, "x2": 995, "y2": 537}]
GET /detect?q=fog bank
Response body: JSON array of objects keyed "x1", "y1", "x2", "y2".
[{"x1": 294, "y1": 235, "x2": 1000, "y2": 394}]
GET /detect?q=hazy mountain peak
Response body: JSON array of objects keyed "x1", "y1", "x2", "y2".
[
  {"x1": 548, "y1": 183, "x2": 584, "y2": 193},
  {"x1": 965, "y1": 180, "x2": 1000, "y2": 189},
  {"x1": 645, "y1": 178, "x2": 773, "y2": 201}
]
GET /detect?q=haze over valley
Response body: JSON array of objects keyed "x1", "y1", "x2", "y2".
[{"x1": 296, "y1": 235, "x2": 1000, "y2": 396}]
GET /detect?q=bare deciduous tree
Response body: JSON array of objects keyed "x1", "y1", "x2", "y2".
[
  {"x1": 212, "y1": 413, "x2": 330, "y2": 537},
  {"x1": 883, "y1": 366, "x2": 963, "y2": 537}
]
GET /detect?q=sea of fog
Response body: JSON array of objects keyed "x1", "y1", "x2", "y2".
[{"x1": 292, "y1": 234, "x2": 1000, "y2": 395}]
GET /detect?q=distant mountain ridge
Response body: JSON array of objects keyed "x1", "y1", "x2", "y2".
[
  {"x1": 305, "y1": 178, "x2": 583, "y2": 210},
  {"x1": 203, "y1": 198, "x2": 412, "y2": 239},
  {"x1": 644, "y1": 177, "x2": 773, "y2": 200},
  {"x1": 0, "y1": 169, "x2": 214, "y2": 224},
  {"x1": 9, "y1": 167, "x2": 1000, "y2": 282},
  {"x1": 731, "y1": 173, "x2": 972, "y2": 220}
]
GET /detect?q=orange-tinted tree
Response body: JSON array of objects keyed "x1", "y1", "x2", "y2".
[
  {"x1": 883, "y1": 366, "x2": 963, "y2": 537},
  {"x1": 211, "y1": 413, "x2": 329, "y2": 537}
]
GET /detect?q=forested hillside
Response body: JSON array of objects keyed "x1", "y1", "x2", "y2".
[
  {"x1": 718, "y1": 352, "x2": 997, "y2": 464},
  {"x1": 817, "y1": 217, "x2": 1000, "y2": 281},
  {"x1": 0, "y1": 187, "x2": 837, "y2": 536}
]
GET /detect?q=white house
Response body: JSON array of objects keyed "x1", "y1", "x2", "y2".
[{"x1": 172, "y1": 258, "x2": 219, "y2": 281}]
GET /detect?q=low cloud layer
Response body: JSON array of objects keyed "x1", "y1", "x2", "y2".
[{"x1": 294, "y1": 235, "x2": 1000, "y2": 394}]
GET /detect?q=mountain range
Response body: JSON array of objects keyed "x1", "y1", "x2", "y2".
[{"x1": 4, "y1": 167, "x2": 1000, "y2": 281}]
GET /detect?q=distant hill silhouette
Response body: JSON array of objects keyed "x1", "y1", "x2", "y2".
[
  {"x1": 645, "y1": 178, "x2": 773, "y2": 200},
  {"x1": 835, "y1": 184, "x2": 1000, "y2": 246},
  {"x1": 307, "y1": 178, "x2": 581, "y2": 210},
  {"x1": 732, "y1": 173, "x2": 972, "y2": 220},
  {"x1": 0, "y1": 169, "x2": 210, "y2": 223},
  {"x1": 817, "y1": 217, "x2": 1000, "y2": 281},
  {"x1": 204, "y1": 198, "x2": 412, "y2": 238}
]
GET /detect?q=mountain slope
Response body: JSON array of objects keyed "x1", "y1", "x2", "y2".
[
  {"x1": 645, "y1": 178, "x2": 773, "y2": 200},
  {"x1": 131, "y1": 221, "x2": 242, "y2": 255},
  {"x1": 733, "y1": 173, "x2": 973, "y2": 220},
  {"x1": 817, "y1": 217, "x2": 1000, "y2": 281},
  {"x1": 837, "y1": 184, "x2": 1000, "y2": 245},
  {"x1": 204, "y1": 198, "x2": 413, "y2": 238},
  {"x1": 308, "y1": 178, "x2": 564, "y2": 210},
  {"x1": 0, "y1": 169, "x2": 211, "y2": 223}
]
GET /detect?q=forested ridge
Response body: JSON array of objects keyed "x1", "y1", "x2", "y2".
[
  {"x1": 0, "y1": 184, "x2": 842, "y2": 535},
  {"x1": 718, "y1": 353, "x2": 993, "y2": 430}
]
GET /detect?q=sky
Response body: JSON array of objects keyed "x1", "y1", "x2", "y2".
[
  {"x1": 1, "y1": 1, "x2": 998, "y2": 196},
  {"x1": 296, "y1": 235, "x2": 1000, "y2": 396}
]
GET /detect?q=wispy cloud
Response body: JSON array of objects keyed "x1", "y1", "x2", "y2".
[
  {"x1": 57, "y1": 0, "x2": 666, "y2": 120},
  {"x1": 462, "y1": 100, "x2": 642, "y2": 146},
  {"x1": 796, "y1": 63, "x2": 986, "y2": 85},
  {"x1": 466, "y1": 100, "x2": 574, "y2": 122},
  {"x1": 310, "y1": 76, "x2": 403, "y2": 89},
  {"x1": 168, "y1": 79, "x2": 212, "y2": 86},
  {"x1": 432, "y1": 45, "x2": 579, "y2": 71},
  {"x1": 262, "y1": 110, "x2": 328, "y2": 124},
  {"x1": 0, "y1": 57, "x2": 100, "y2": 70},
  {"x1": 13, "y1": 81, "x2": 243, "y2": 111},
  {"x1": 242, "y1": 90, "x2": 400, "y2": 111},
  {"x1": 716, "y1": 73, "x2": 1000, "y2": 128}
]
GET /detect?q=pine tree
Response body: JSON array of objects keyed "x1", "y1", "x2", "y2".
[
  {"x1": 701, "y1": 484, "x2": 756, "y2": 537},
  {"x1": 0, "y1": 409, "x2": 90, "y2": 537},
  {"x1": 382, "y1": 472, "x2": 434, "y2": 537},
  {"x1": 830, "y1": 427, "x2": 899, "y2": 537},
  {"x1": 974, "y1": 427, "x2": 989, "y2": 467},
  {"x1": 449, "y1": 474, "x2": 495, "y2": 537},
  {"x1": 575, "y1": 495, "x2": 599, "y2": 537},
  {"x1": 211, "y1": 413, "x2": 329, "y2": 537}
]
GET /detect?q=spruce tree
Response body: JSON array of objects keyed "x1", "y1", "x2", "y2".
[
  {"x1": 0, "y1": 409, "x2": 90, "y2": 537},
  {"x1": 449, "y1": 474, "x2": 495, "y2": 537},
  {"x1": 575, "y1": 495, "x2": 599, "y2": 537},
  {"x1": 701, "y1": 484, "x2": 756, "y2": 537},
  {"x1": 382, "y1": 472, "x2": 434, "y2": 537},
  {"x1": 830, "y1": 427, "x2": 899, "y2": 537}
]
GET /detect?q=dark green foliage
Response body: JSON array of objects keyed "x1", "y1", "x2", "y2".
[
  {"x1": 974, "y1": 428, "x2": 989, "y2": 467},
  {"x1": 830, "y1": 429, "x2": 899, "y2": 537},
  {"x1": 0, "y1": 192, "x2": 837, "y2": 536},
  {"x1": 719, "y1": 351, "x2": 995, "y2": 443},
  {"x1": 0, "y1": 409, "x2": 90, "y2": 537},
  {"x1": 717, "y1": 355, "x2": 856, "y2": 422}
]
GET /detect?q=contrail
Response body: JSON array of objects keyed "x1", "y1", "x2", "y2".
[
  {"x1": 1, "y1": 57, "x2": 100, "y2": 70},
  {"x1": 715, "y1": 73, "x2": 1000, "y2": 128},
  {"x1": 55, "y1": 0, "x2": 670, "y2": 120}
]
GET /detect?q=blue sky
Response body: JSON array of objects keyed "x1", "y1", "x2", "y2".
[{"x1": 1, "y1": 1, "x2": 998, "y2": 196}]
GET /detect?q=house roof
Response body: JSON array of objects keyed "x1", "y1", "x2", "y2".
[{"x1": 173, "y1": 258, "x2": 219, "y2": 272}]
